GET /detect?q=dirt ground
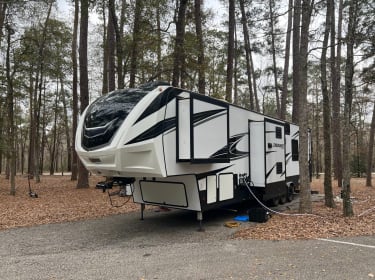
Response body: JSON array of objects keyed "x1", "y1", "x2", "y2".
[
  {"x1": 0, "y1": 175, "x2": 140, "y2": 230},
  {"x1": 1, "y1": 174, "x2": 375, "y2": 240}
]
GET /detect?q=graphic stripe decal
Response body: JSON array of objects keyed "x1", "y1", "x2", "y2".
[
  {"x1": 210, "y1": 133, "x2": 248, "y2": 160},
  {"x1": 193, "y1": 109, "x2": 227, "y2": 126},
  {"x1": 126, "y1": 117, "x2": 176, "y2": 145},
  {"x1": 265, "y1": 164, "x2": 276, "y2": 179},
  {"x1": 126, "y1": 109, "x2": 228, "y2": 145},
  {"x1": 134, "y1": 87, "x2": 182, "y2": 124}
]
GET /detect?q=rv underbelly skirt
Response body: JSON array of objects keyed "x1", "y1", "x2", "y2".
[
  {"x1": 131, "y1": 173, "x2": 249, "y2": 213},
  {"x1": 132, "y1": 175, "x2": 202, "y2": 211}
]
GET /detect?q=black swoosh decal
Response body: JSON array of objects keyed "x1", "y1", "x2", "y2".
[
  {"x1": 265, "y1": 164, "x2": 276, "y2": 179},
  {"x1": 127, "y1": 109, "x2": 228, "y2": 145},
  {"x1": 192, "y1": 109, "x2": 227, "y2": 125},
  {"x1": 210, "y1": 133, "x2": 248, "y2": 160},
  {"x1": 126, "y1": 117, "x2": 176, "y2": 145},
  {"x1": 292, "y1": 131, "x2": 299, "y2": 139},
  {"x1": 134, "y1": 87, "x2": 182, "y2": 124}
]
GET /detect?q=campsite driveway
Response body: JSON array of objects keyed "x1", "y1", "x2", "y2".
[{"x1": 0, "y1": 208, "x2": 375, "y2": 280}]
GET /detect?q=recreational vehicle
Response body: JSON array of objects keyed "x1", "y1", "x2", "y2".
[{"x1": 76, "y1": 82, "x2": 303, "y2": 222}]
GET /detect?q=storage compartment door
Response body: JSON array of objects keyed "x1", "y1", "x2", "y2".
[
  {"x1": 140, "y1": 180, "x2": 188, "y2": 207},
  {"x1": 206, "y1": 175, "x2": 217, "y2": 204},
  {"x1": 219, "y1": 173, "x2": 234, "y2": 201}
]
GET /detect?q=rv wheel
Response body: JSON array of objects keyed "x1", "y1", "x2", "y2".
[
  {"x1": 270, "y1": 197, "x2": 279, "y2": 206},
  {"x1": 286, "y1": 185, "x2": 294, "y2": 202},
  {"x1": 279, "y1": 194, "x2": 287, "y2": 204}
]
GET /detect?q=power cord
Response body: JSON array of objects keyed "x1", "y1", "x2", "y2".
[
  {"x1": 107, "y1": 184, "x2": 134, "y2": 208},
  {"x1": 244, "y1": 180, "x2": 321, "y2": 218}
]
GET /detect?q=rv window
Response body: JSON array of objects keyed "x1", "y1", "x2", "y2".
[
  {"x1": 285, "y1": 123, "x2": 290, "y2": 135},
  {"x1": 276, "y1": 127, "x2": 282, "y2": 139},
  {"x1": 292, "y1": 139, "x2": 299, "y2": 161},
  {"x1": 276, "y1": 162, "x2": 283, "y2": 174}
]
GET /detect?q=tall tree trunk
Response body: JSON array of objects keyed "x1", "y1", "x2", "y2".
[
  {"x1": 321, "y1": 0, "x2": 335, "y2": 208},
  {"x1": 28, "y1": 68, "x2": 36, "y2": 178},
  {"x1": 194, "y1": 0, "x2": 205, "y2": 94},
  {"x1": 71, "y1": 0, "x2": 79, "y2": 181},
  {"x1": 225, "y1": 0, "x2": 235, "y2": 103},
  {"x1": 239, "y1": 0, "x2": 255, "y2": 110},
  {"x1": 107, "y1": 1, "x2": 116, "y2": 91},
  {"x1": 49, "y1": 80, "x2": 59, "y2": 175},
  {"x1": 298, "y1": 0, "x2": 314, "y2": 214},
  {"x1": 342, "y1": 0, "x2": 357, "y2": 217},
  {"x1": 268, "y1": 0, "x2": 280, "y2": 115},
  {"x1": 38, "y1": 80, "x2": 47, "y2": 175},
  {"x1": 332, "y1": 0, "x2": 343, "y2": 187},
  {"x1": 129, "y1": 0, "x2": 142, "y2": 88},
  {"x1": 109, "y1": 0, "x2": 124, "y2": 89},
  {"x1": 0, "y1": 2, "x2": 7, "y2": 48},
  {"x1": 6, "y1": 25, "x2": 16, "y2": 195},
  {"x1": 250, "y1": 44, "x2": 260, "y2": 112},
  {"x1": 77, "y1": 0, "x2": 89, "y2": 189},
  {"x1": 119, "y1": 0, "x2": 127, "y2": 86},
  {"x1": 280, "y1": 0, "x2": 293, "y2": 120},
  {"x1": 366, "y1": 101, "x2": 375, "y2": 187},
  {"x1": 101, "y1": 1, "x2": 108, "y2": 94},
  {"x1": 234, "y1": 26, "x2": 238, "y2": 105},
  {"x1": 172, "y1": 0, "x2": 188, "y2": 88},
  {"x1": 60, "y1": 78, "x2": 71, "y2": 172},
  {"x1": 156, "y1": 5, "x2": 162, "y2": 81},
  {"x1": 34, "y1": 2, "x2": 53, "y2": 182},
  {"x1": 292, "y1": 0, "x2": 301, "y2": 123},
  {"x1": 314, "y1": 86, "x2": 320, "y2": 178}
]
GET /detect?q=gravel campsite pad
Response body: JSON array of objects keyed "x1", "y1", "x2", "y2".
[{"x1": 1, "y1": 175, "x2": 375, "y2": 240}]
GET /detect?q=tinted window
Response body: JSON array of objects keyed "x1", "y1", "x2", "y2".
[
  {"x1": 82, "y1": 88, "x2": 149, "y2": 150},
  {"x1": 292, "y1": 139, "x2": 299, "y2": 161},
  {"x1": 85, "y1": 89, "x2": 148, "y2": 128},
  {"x1": 276, "y1": 127, "x2": 282, "y2": 139},
  {"x1": 276, "y1": 162, "x2": 283, "y2": 174}
]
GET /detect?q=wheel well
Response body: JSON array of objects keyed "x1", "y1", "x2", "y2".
[{"x1": 286, "y1": 182, "x2": 294, "y2": 191}]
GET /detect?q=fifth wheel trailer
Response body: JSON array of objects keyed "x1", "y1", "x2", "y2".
[{"x1": 75, "y1": 82, "x2": 306, "y2": 221}]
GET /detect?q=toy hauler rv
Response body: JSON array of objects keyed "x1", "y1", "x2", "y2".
[{"x1": 76, "y1": 82, "x2": 303, "y2": 222}]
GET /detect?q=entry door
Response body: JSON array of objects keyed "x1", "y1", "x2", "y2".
[{"x1": 265, "y1": 120, "x2": 285, "y2": 185}]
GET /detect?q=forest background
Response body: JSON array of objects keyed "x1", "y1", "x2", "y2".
[{"x1": 0, "y1": 0, "x2": 374, "y2": 216}]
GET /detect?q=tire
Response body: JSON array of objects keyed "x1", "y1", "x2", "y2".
[
  {"x1": 279, "y1": 194, "x2": 287, "y2": 204},
  {"x1": 270, "y1": 197, "x2": 279, "y2": 206},
  {"x1": 286, "y1": 185, "x2": 294, "y2": 202}
]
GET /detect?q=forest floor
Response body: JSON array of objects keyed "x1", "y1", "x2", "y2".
[{"x1": 1, "y1": 174, "x2": 375, "y2": 240}]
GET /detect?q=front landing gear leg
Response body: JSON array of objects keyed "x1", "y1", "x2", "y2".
[
  {"x1": 140, "y1": 203, "x2": 145, "y2": 220},
  {"x1": 197, "y1": 211, "x2": 205, "y2": 232}
]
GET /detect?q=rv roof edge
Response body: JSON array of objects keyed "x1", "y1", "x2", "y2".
[{"x1": 138, "y1": 81, "x2": 171, "y2": 91}]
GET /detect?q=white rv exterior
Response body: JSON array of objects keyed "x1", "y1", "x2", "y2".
[{"x1": 76, "y1": 82, "x2": 302, "y2": 215}]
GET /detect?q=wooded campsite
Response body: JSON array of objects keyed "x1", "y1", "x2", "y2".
[{"x1": 0, "y1": 0, "x2": 374, "y2": 223}]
